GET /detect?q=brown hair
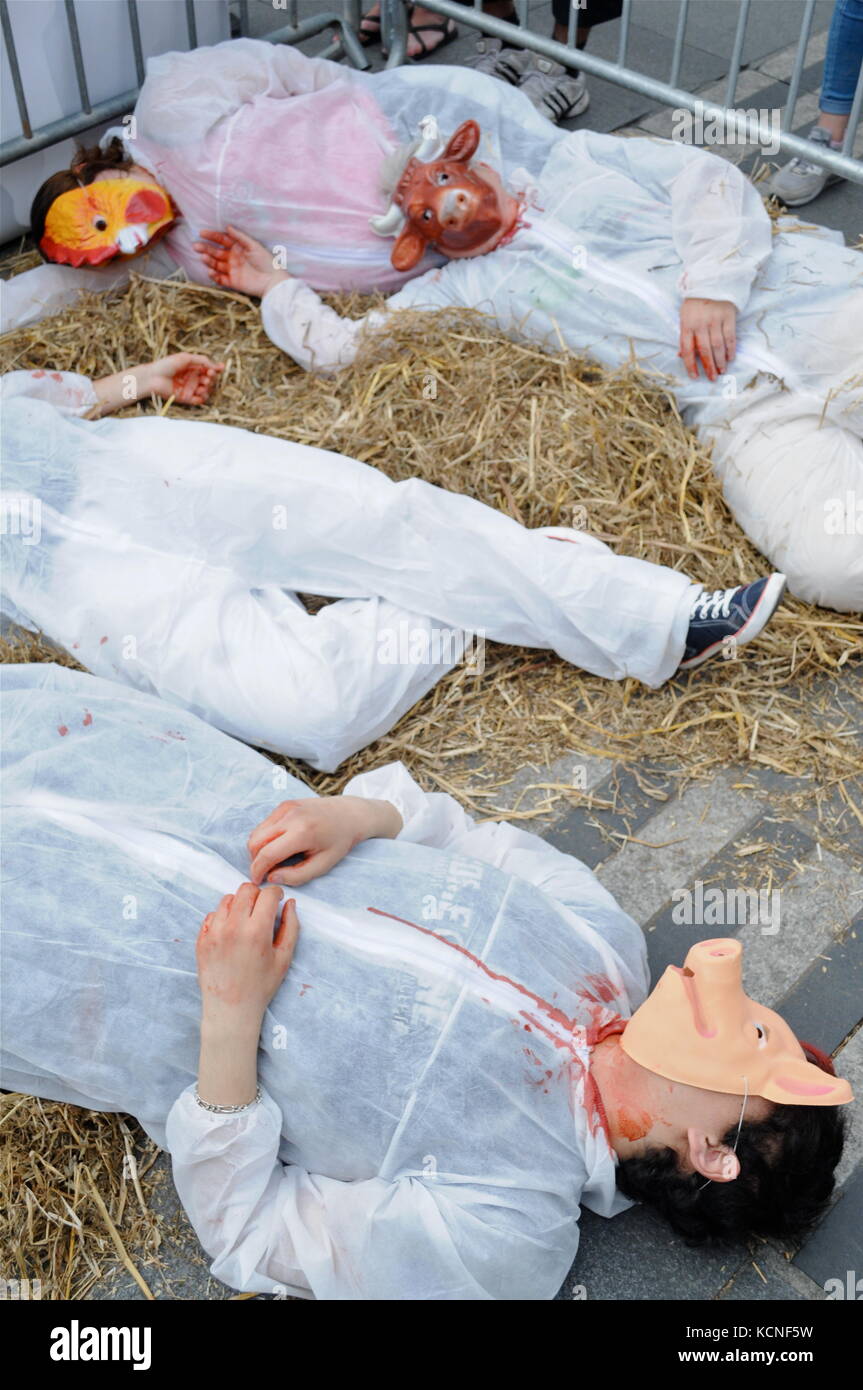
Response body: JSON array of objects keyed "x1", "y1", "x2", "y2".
[{"x1": 31, "y1": 137, "x2": 134, "y2": 260}]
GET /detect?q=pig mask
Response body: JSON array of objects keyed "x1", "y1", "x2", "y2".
[
  {"x1": 621, "y1": 938, "x2": 852, "y2": 1106},
  {"x1": 370, "y1": 118, "x2": 516, "y2": 273}
]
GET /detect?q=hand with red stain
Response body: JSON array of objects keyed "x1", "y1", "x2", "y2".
[
  {"x1": 194, "y1": 224, "x2": 291, "y2": 299},
  {"x1": 92, "y1": 353, "x2": 224, "y2": 415},
  {"x1": 247, "y1": 795, "x2": 403, "y2": 888},
  {"x1": 136, "y1": 354, "x2": 225, "y2": 405},
  {"x1": 678, "y1": 298, "x2": 737, "y2": 381},
  {"x1": 195, "y1": 883, "x2": 299, "y2": 1107}
]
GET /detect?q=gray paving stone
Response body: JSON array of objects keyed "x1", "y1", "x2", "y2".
[
  {"x1": 832, "y1": 1025, "x2": 863, "y2": 1188},
  {"x1": 643, "y1": 815, "x2": 816, "y2": 982},
  {"x1": 717, "y1": 1243, "x2": 826, "y2": 1301},
  {"x1": 610, "y1": 0, "x2": 835, "y2": 67},
  {"x1": 546, "y1": 763, "x2": 679, "y2": 869},
  {"x1": 594, "y1": 773, "x2": 759, "y2": 923},
  {"x1": 734, "y1": 851, "x2": 863, "y2": 1009},
  {"x1": 755, "y1": 23, "x2": 830, "y2": 82},
  {"x1": 559, "y1": 1202, "x2": 748, "y2": 1300},
  {"x1": 476, "y1": 749, "x2": 612, "y2": 827},
  {"x1": 777, "y1": 916, "x2": 863, "y2": 1055},
  {"x1": 793, "y1": 1163, "x2": 863, "y2": 1296}
]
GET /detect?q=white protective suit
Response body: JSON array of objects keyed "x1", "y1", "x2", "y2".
[
  {"x1": 0, "y1": 369, "x2": 695, "y2": 772},
  {"x1": 3, "y1": 39, "x2": 857, "y2": 605},
  {"x1": 258, "y1": 133, "x2": 863, "y2": 613},
  {"x1": 1, "y1": 662, "x2": 651, "y2": 1301},
  {"x1": 0, "y1": 38, "x2": 562, "y2": 328}
]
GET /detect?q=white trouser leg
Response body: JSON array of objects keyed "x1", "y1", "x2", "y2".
[
  {"x1": 7, "y1": 518, "x2": 464, "y2": 770},
  {"x1": 104, "y1": 419, "x2": 694, "y2": 686}
]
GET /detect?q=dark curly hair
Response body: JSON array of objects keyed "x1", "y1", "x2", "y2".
[
  {"x1": 615, "y1": 1042, "x2": 848, "y2": 1244},
  {"x1": 30, "y1": 137, "x2": 134, "y2": 260}
]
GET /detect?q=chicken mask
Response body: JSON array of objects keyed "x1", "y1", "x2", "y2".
[
  {"x1": 370, "y1": 117, "x2": 516, "y2": 272},
  {"x1": 620, "y1": 938, "x2": 853, "y2": 1106},
  {"x1": 40, "y1": 177, "x2": 175, "y2": 267}
]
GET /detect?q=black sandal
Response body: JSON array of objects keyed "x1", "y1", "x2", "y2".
[
  {"x1": 357, "y1": 9, "x2": 382, "y2": 47},
  {"x1": 399, "y1": 17, "x2": 459, "y2": 62}
]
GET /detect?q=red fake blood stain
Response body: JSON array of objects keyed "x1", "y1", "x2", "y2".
[
  {"x1": 577, "y1": 974, "x2": 619, "y2": 1005},
  {"x1": 31, "y1": 369, "x2": 46, "y2": 378},
  {"x1": 366, "y1": 905, "x2": 622, "y2": 1141},
  {"x1": 99, "y1": 636, "x2": 108, "y2": 645},
  {"x1": 298, "y1": 983, "x2": 313, "y2": 998},
  {"x1": 57, "y1": 724, "x2": 69, "y2": 736},
  {"x1": 615, "y1": 1106, "x2": 654, "y2": 1142},
  {"x1": 82, "y1": 710, "x2": 93, "y2": 727},
  {"x1": 72, "y1": 642, "x2": 80, "y2": 650},
  {"x1": 164, "y1": 730, "x2": 186, "y2": 741},
  {"x1": 51, "y1": 372, "x2": 63, "y2": 382}
]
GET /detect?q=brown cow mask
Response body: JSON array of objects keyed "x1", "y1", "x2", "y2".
[{"x1": 382, "y1": 120, "x2": 515, "y2": 272}]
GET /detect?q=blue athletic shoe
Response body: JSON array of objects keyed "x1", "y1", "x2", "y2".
[{"x1": 679, "y1": 574, "x2": 787, "y2": 671}]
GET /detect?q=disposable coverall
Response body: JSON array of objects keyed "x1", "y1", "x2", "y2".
[
  {"x1": 0, "y1": 36, "x2": 561, "y2": 326},
  {"x1": 258, "y1": 130, "x2": 863, "y2": 613},
  {"x1": 1, "y1": 369, "x2": 695, "y2": 771},
  {"x1": 3, "y1": 39, "x2": 856, "y2": 603},
  {"x1": 1, "y1": 662, "x2": 650, "y2": 1300}
]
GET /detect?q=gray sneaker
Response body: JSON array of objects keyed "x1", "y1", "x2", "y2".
[
  {"x1": 517, "y1": 55, "x2": 590, "y2": 124},
  {"x1": 768, "y1": 125, "x2": 844, "y2": 206},
  {"x1": 465, "y1": 36, "x2": 531, "y2": 83}
]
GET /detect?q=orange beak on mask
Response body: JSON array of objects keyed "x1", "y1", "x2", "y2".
[
  {"x1": 621, "y1": 938, "x2": 853, "y2": 1106},
  {"x1": 40, "y1": 178, "x2": 175, "y2": 268}
]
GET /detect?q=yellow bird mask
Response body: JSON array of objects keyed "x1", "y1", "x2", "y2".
[{"x1": 41, "y1": 177, "x2": 175, "y2": 267}]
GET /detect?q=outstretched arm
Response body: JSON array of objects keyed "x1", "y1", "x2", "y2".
[
  {"x1": 194, "y1": 224, "x2": 457, "y2": 375},
  {"x1": 91, "y1": 352, "x2": 224, "y2": 415}
]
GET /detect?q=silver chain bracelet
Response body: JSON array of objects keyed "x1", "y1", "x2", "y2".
[{"x1": 194, "y1": 1083, "x2": 263, "y2": 1114}]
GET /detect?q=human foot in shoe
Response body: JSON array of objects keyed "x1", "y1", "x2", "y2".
[{"x1": 679, "y1": 574, "x2": 787, "y2": 671}]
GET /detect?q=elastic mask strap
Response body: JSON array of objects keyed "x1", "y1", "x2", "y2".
[{"x1": 696, "y1": 1076, "x2": 749, "y2": 1194}]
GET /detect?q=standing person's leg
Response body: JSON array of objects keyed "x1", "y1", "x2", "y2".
[
  {"x1": 769, "y1": 0, "x2": 863, "y2": 205},
  {"x1": 469, "y1": 0, "x2": 623, "y2": 122}
]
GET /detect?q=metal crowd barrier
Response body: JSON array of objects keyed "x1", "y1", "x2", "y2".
[
  {"x1": 377, "y1": 0, "x2": 863, "y2": 185},
  {"x1": 0, "y1": 0, "x2": 369, "y2": 166},
  {"x1": 2, "y1": 0, "x2": 862, "y2": 186}
]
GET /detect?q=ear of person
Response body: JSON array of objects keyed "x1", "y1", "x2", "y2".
[{"x1": 686, "y1": 1127, "x2": 741, "y2": 1182}]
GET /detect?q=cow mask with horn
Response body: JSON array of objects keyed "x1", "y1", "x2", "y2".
[{"x1": 370, "y1": 116, "x2": 520, "y2": 273}]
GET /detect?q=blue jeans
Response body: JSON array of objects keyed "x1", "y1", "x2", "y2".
[{"x1": 821, "y1": 0, "x2": 863, "y2": 114}]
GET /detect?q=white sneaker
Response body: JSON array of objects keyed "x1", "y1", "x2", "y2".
[
  {"x1": 517, "y1": 55, "x2": 590, "y2": 123},
  {"x1": 768, "y1": 126, "x2": 844, "y2": 206}
]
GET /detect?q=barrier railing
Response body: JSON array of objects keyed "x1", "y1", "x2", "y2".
[
  {"x1": 2, "y1": 0, "x2": 861, "y2": 186},
  {"x1": 0, "y1": 0, "x2": 369, "y2": 166},
  {"x1": 374, "y1": 0, "x2": 863, "y2": 185}
]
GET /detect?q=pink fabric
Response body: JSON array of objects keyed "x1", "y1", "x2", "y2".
[{"x1": 130, "y1": 64, "x2": 438, "y2": 292}]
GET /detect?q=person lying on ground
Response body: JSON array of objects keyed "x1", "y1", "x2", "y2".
[
  {"x1": 2, "y1": 664, "x2": 851, "y2": 1300},
  {"x1": 2, "y1": 362, "x2": 785, "y2": 772},
  {"x1": 12, "y1": 38, "x2": 859, "y2": 609}
]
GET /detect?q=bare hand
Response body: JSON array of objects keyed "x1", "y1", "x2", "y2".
[
  {"x1": 136, "y1": 352, "x2": 224, "y2": 404},
  {"x1": 679, "y1": 298, "x2": 737, "y2": 381},
  {"x1": 193, "y1": 224, "x2": 290, "y2": 298},
  {"x1": 247, "y1": 796, "x2": 402, "y2": 887},
  {"x1": 196, "y1": 883, "x2": 299, "y2": 1024}
]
